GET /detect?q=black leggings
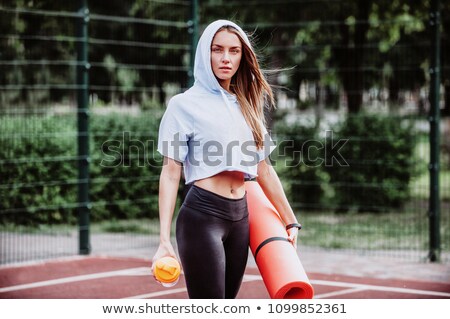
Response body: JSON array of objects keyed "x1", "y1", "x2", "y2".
[{"x1": 176, "y1": 184, "x2": 249, "y2": 299}]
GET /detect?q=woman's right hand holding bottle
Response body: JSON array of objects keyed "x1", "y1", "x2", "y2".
[{"x1": 151, "y1": 241, "x2": 181, "y2": 287}]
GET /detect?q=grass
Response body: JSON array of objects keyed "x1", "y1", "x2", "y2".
[
  {"x1": 90, "y1": 218, "x2": 162, "y2": 235},
  {"x1": 81, "y1": 211, "x2": 429, "y2": 252},
  {"x1": 2, "y1": 193, "x2": 448, "y2": 253},
  {"x1": 298, "y1": 210, "x2": 428, "y2": 251},
  {"x1": 0, "y1": 219, "x2": 160, "y2": 235},
  {"x1": 0, "y1": 223, "x2": 76, "y2": 235},
  {"x1": 411, "y1": 135, "x2": 450, "y2": 200},
  {"x1": 410, "y1": 170, "x2": 450, "y2": 200},
  {"x1": 90, "y1": 205, "x2": 447, "y2": 254}
]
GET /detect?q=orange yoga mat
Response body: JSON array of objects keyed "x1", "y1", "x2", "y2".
[{"x1": 245, "y1": 181, "x2": 314, "y2": 299}]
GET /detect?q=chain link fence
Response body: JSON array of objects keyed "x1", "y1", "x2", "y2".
[{"x1": 1, "y1": 0, "x2": 449, "y2": 265}]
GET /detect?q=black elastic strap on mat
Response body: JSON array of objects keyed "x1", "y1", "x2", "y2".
[{"x1": 254, "y1": 236, "x2": 289, "y2": 260}]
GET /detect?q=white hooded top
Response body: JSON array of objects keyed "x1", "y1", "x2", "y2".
[{"x1": 157, "y1": 20, "x2": 276, "y2": 184}]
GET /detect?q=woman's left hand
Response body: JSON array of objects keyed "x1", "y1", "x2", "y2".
[{"x1": 287, "y1": 227, "x2": 299, "y2": 249}]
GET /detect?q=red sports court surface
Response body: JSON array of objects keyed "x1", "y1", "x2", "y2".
[{"x1": 1, "y1": 256, "x2": 449, "y2": 299}]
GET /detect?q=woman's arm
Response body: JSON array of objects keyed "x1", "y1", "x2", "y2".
[
  {"x1": 256, "y1": 158, "x2": 300, "y2": 247},
  {"x1": 152, "y1": 156, "x2": 182, "y2": 262}
]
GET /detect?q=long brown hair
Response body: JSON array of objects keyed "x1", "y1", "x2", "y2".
[{"x1": 217, "y1": 26, "x2": 275, "y2": 149}]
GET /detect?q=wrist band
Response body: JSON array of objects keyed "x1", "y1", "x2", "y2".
[{"x1": 285, "y1": 223, "x2": 302, "y2": 230}]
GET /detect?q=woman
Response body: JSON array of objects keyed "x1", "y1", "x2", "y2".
[{"x1": 153, "y1": 19, "x2": 301, "y2": 299}]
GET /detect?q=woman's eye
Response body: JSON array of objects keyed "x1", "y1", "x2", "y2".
[{"x1": 212, "y1": 48, "x2": 222, "y2": 53}]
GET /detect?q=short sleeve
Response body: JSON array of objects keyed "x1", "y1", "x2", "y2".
[
  {"x1": 257, "y1": 126, "x2": 277, "y2": 162},
  {"x1": 157, "y1": 97, "x2": 193, "y2": 163}
]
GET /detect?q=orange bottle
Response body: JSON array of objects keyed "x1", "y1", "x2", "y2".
[{"x1": 152, "y1": 256, "x2": 181, "y2": 287}]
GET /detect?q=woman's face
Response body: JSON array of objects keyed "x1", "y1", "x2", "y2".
[{"x1": 210, "y1": 29, "x2": 242, "y2": 90}]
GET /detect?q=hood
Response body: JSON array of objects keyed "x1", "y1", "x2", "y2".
[{"x1": 193, "y1": 19, "x2": 252, "y2": 94}]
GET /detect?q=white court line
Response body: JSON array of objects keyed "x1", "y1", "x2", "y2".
[
  {"x1": 314, "y1": 287, "x2": 368, "y2": 299},
  {"x1": 125, "y1": 288, "x2": 188, "y2": 299},
  {"x1": 124, "y1": 274, "x2": 262, "y2": 299},
  {"x1": 239, "y1": 276, "x2": 450, "y2": 298},
  {"x1": 0, "y1": 267, "x2": 151, "y2": 293},
  {"x1": 310, "y1": 279, "x2": 450, "y2": 298},
  {"x1": 242, "y1": 274, "x2": 263, "y2": 282},
  {"x1": 2, "y1": 267, "x2": 450, "y2": 298}
]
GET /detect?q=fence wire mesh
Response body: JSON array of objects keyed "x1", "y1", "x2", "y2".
[{"x1": 0, "y1": 0, "x2": 449, "y2": 265}]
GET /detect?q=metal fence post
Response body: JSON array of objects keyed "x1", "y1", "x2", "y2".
[
  {"x1": 188, "y1": 0, "x2": 199, "y2": 87},
  {"x1": 428, "y1": 0, "x2": 441, "y2": 262},
  {"x1": 76, "y1": 0, "x2": 91, "y2": 255}
]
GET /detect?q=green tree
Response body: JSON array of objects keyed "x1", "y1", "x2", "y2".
[{"x1": 442, "y1": 0, "x2": 450, "y2": 116}]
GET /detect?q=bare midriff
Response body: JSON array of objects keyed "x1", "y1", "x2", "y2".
[{"x1": 193, "y1": 171, "x2": 246, "y2": 199}]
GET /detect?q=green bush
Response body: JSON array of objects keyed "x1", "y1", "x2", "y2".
[
  {"x1": 0, "y1": 110, "x2": 419, "y2": 226},
  {"x1": 273, "y1": 120, "x2": 330, "y2": 211},
  {"x1": 90, "y1": 110, "x2": 164, "y2": 222},
  {"x1": 0, "y1": 109, "x2": 165, "y2": 226},
  {"x1": 0, "y1": 115, "x2": 77, "y2": 225},
  {"x1": 325, "y1": 113, "x2": 417, "y2": 213}
]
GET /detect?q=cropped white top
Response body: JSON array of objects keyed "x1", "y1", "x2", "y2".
[{"x1": 157, "y1": 20, "x2": 276, "y2": 184}]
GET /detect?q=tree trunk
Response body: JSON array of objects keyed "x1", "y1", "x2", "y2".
[
  {"x1": 388, "y1": 75, "x2": 400, "y2": 112},
  {"x1": 267, "y1": 30, "x2": 290, "y2": 130},
  {"x1": 315, "y1": 82, "x2": 325, "y2": 130},
  {"x1": 336, "y1": 0, "x2": 371, "y2": 114},
  {"x1": 158, "y1": 82, "x2": 165, "y2": 106},
  {"x1": 442, "y1": 2, "x2": 450, "y2": 117},
  {"x1": 443, "y1": 80, "x2": 450, "y2": 117}
]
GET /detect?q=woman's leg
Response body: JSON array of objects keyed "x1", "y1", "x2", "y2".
[
  {"x1": 223, "y1": 216, "x2": 249, "y2": 299},
  {"x1": 176, "y1": 205, "x2": 229, "y2": 298}
]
